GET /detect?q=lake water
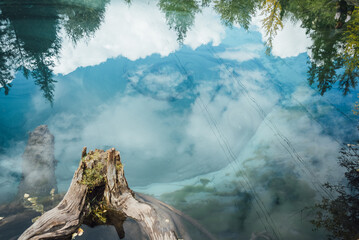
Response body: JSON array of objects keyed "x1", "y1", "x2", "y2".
[{"x1": 0, "y1": 0, "x2": 358, "y2": 239}]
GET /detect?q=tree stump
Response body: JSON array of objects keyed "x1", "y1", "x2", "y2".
[{"x1": 18, "y1": 147, "x2": 203, "y2": 240}]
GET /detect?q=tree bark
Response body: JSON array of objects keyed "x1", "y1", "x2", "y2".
[{"x1": 18, "y1": 147, "x2": 197, "y2": 240}]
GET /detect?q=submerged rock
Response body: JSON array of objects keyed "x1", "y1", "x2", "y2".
[{"x1": 17, "y1": 125, "x2": 57, "y2": 198}]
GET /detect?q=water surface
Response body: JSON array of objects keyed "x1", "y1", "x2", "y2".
[{"x1": 0, "y1": 0, "x2": 359, "y2": 239}]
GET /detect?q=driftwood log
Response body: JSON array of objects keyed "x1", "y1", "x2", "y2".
[{"x1": 18, "y1": 147, "x2": 215, "y2": 240}]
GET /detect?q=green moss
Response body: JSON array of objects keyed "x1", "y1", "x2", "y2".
[
  {"x1": 80, "y1": 152, "x2": 108, "y2": 224},
  {"x1": 116, "y1": 162, "x2": 123, "y2": 172},
  {"x1": 88, "y1": 200, "x2": 107, "y2": 224},
  {"x1": 81, "y1": 151, "x2": 101, "y2": 163},
  {"x1": 81, "y1": 162, "x2": 105, "y2": 188}
]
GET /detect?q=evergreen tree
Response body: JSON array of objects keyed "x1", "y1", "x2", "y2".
[{"x1": 0, "y1": 0, "x2": 110, "y2": 103}]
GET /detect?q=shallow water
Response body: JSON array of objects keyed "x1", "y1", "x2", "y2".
[{"x1": 0, "y1": 0, "x2": 358, "y2": 239}]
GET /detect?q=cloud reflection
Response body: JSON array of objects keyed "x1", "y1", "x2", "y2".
[
  {"x1": 0, "y1": 4, "x2": 354, "y2": 239},
  {"x1": 54, "y1": 0, "x2": 225, "y2": 75},
  {"x1": 250, "y1": 14, "x2": 312, "y2": 58}
]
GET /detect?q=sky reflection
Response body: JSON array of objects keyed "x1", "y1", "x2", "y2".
[
  {"x1": 0, "y1": 0, "x2": 358, "y2": 239},
  {"x1": 53, "y1": 0, "x2": 311, "y2": 75}
]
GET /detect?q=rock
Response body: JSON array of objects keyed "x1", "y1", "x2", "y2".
[{"x1": 17, "y1": 125, "x2": 57, "y2": 198}]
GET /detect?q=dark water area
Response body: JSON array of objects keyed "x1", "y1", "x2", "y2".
[{"x1": 1, "y1": 0, "x2": 359, "y2": 239}]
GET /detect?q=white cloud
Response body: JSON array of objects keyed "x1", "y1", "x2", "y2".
[
  {"x1": 218, "y1": 49, "x2": 259, "y2": 62},
  {"x1": 184, "y1": 7, "x2": 226, "y2": 49},
  {"x1": 54, "y1": 1, "x2": 226, "y2": 75},
  {"x1": 54, "y1": 0, "x2": 177, "y2": 75},
  {"x1": 271, "y1": 20, "x2": 312, "y2": 58},
  {"x1": 134, "y1": 92, "x2": 343, "y2": 240},
  {"x1": 217, "y1": 44, "x2": 262, "y2": 63},
  {"x1": 0, "y1": 141, "x2": 25, "y2": 202},
  {"x1": 46, "y1": 63, "x2": 282, "y2": 190},
  {"x1": 128, "y1": 64, "x2": 187, "y2": 99},
  {"x1": 254, "y1": 107, "x2": 342, "y2": 182},
  {"x1": 250, "y1": 13, "x2": 312, "y2": 58},
  {"x1": 133, "y1": 82, "x2": 343, "y2": 239}
]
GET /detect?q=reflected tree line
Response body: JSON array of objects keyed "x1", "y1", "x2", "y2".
[
  {"x1": 157, "y1": 0, "x2": 359, "y2": 96},
  {"x1": 311, "y1": 143, "x2": 359, "y2": 240},
  {"x1": 0, "y1": 0, "x2": 109, "y2": 103},
  {"x1": 0, "y1": 0, "x2": 358, "y2": 102}
]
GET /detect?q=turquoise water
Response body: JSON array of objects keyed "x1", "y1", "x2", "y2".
[{"x1": 1, "y1": 0, "x2": 358, "y2": 239}]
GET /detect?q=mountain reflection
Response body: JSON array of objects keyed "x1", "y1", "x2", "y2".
[
  {"x1": 0, "y1": 0, "x2": 110, "y2": 103},
  {"x1": 0, "y1": 0, "x2": 358, "y2": 100}
]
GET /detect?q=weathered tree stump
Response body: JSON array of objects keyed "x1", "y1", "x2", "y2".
[{"x1": 18, "y1": 147, "x2": 210, "y2": 240}]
